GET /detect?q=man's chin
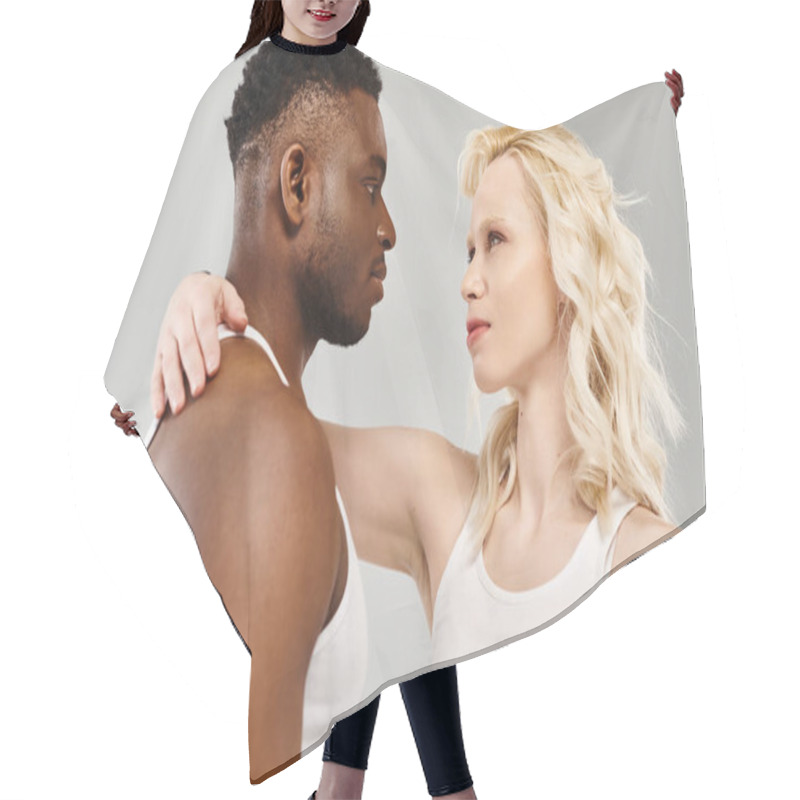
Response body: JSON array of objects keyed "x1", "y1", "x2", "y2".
[{"x1": 324, "y1": 311, "x2": 371, "y2": 348}]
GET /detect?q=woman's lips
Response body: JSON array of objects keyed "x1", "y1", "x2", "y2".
[
  {"x1": 308, "y1": 9, "x2": 335, "y2": 22},
  {"x1": 466, "y1": 320, "x2": 490, "y2": 349}
]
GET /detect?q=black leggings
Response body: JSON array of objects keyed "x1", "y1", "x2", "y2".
[{"x1": 323, "y1": 665, "x2": 473, "y2": 797}]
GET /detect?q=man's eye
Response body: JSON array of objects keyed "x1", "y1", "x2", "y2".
[{"x1": 366, "y1": 184, "x2": 378, "y2": 202}]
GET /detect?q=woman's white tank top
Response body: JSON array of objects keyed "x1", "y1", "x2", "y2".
[
  {"x1": 146, "y1": 323, "x2": 368, "y2": 752},
  {"x1": 432, "y1": 487, "x2": 637, "y2": 665}
]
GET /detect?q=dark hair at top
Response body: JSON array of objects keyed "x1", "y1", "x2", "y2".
[
  {"x1": 236, "y1": 1, "x2": 372, "y2": 59},
  {"x1": 225, "y1": 42, "x2": 382, "y2": 169}
]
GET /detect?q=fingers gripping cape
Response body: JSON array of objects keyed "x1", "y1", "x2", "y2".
[{"x1": 105, "y1": 36, "x2": 704, "y2": 784}]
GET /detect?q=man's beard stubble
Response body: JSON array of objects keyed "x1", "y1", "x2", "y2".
[{"x1": 295, "y1": 205, "x2": 370, "y2": 348}]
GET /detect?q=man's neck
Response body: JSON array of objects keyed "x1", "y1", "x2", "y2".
[{"x1": 225, "y1": 252, "x2": 317, "y2": 394}]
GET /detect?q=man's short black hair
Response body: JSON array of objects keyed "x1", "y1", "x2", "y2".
[{"x1": 225, "y1": 42, "x2": 382, "y2": 174}]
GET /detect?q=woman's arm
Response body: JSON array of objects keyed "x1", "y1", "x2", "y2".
[{"x1": 324, "y1": 422, "x2": 477, "y2": 620}]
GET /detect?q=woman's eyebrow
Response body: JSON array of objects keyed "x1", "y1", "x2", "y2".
[{"x1": 467, "y1": 215, "x2": 508, "y2": 247}]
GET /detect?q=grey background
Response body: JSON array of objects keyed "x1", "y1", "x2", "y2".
[{"x1": 104, "y1": 52, "x2": 704, "y2": 692}]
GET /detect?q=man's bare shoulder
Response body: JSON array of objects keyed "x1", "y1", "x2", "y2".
[{"x1": 149, "y1": 336, "x2": 335, "y2": 505}]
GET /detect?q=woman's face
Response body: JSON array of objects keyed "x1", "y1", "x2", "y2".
[
  {"x1": 280, "y1": 0, "x2": 361, "y2": 44},
  {"x1": 461, "y1": 153, "x2": 562, "y2": 395}
]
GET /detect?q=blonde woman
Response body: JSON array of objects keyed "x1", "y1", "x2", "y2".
[{"x1": 123, "y1": 123, "x2": 682, "y2": 666}]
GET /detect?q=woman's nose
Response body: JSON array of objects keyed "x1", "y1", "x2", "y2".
[{"x1": 461, "y1": 259, "x2": 485, "y2": 301}]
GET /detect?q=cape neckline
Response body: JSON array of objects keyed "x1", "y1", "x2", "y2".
[{"x1": 270, "y1": 32, "x2": 348, "y2": 55}]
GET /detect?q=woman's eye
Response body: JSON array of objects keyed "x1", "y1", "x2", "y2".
[
  {"x1": 466, "y1": 247, "x2": 476, "y2": 264},
  {"x1": 488, "y1": 232, "x2": 502, "y2": 248}
]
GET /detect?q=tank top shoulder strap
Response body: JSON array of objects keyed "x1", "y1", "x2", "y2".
[
  {"x1": 601, "y1": 488, "x2": 640, "y2": 573},
  {"x1": 218, "y1": 323, "x2": 290, "y2": 388}
]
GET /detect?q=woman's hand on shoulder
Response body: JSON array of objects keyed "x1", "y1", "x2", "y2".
[
  {"x1": 612, "y1": 506, "x2": 677, "y2": 569},
  {"x1": 150, "y1": 273, "x2": 248, "y2": 419}
]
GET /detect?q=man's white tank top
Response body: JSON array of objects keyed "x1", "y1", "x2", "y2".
[
  {"x1": 432, "y1": 487, "x2": 638, "y2": 665},
  {"x1": 145, "y1": 324, "x2": 368, "y2": 753}
]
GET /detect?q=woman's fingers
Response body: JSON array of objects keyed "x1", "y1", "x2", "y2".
[
  {"x1": 111, "y1": 403, "x2": 133, "y2": 423},
  {"x1": 196, "y1": 276, "x2": 248, "y2": 376},
  {"x1": 665, "y1": 68, "x2": 683, "y2": 116},
  {"x1": 175, "y1": 312, "x2": 209, "y2": 400},
  {"x1": 149, "y1": 272, "x2": 245, "y2": 419},
  {"x1": 150, "y1": 351, "x2": 167, "y2": 419},
  {"x1": 161, "y1": 336, "x2": 187, "y2": 415},
  {"x1": 221, "y1": 279, "x2": 249, "y2": 334},
  {"x1": 121, "y1": 419, "x2": 138, "y2": 435},
  {"x1": 111, "y1": 403, "x2": 139, "y2": 436},
  {"x1": 195, "y1": 294, "x2": 225, "y2": 378},
  {"x1": 665, "y1": 69, "x2": 683, "y2": 96}
]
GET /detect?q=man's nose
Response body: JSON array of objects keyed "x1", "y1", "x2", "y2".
[{"x1": 378, "y1": 202, "x2": 396, "y2": 251}]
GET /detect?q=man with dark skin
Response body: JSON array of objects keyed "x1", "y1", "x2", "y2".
[{"x1": 146, "y1": 43, "x2": 395, "y2": 783}]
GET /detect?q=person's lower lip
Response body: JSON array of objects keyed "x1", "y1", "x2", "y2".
[
  {"x1": 370, "y1": 275, "x2": 384, "y2": 303},
  {"x1": 467, "y1": 325, "x2": 489, "y2": 348}
]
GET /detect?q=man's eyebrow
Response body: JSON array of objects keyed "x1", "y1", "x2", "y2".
[{"x1": 369, "y1": 155, "x2": 387, "y2": 181}]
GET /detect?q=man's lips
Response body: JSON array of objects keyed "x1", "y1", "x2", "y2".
[
  {"x1": 370, "y1": 260, "x2": 387, "y2": 281},
  {"x1": 369, "y1": 260, "x2": 386, "y2": 304}
]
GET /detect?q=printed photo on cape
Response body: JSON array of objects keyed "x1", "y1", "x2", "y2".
[{"x1": 105, "y1": 39, "x2": 704, "y2": 782}]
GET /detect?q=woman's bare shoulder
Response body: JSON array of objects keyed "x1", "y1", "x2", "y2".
[{"x1": 612, "y1": 505, "x2": 678, "y2": 570}]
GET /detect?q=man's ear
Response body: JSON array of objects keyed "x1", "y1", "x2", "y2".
[{"x1": 280, "y1": 143, "x2": 314, "y2": 228}]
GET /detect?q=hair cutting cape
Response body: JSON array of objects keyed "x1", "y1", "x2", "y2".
[{"x1": 105, "y1": 37, "x2": 704, "y2": 783}]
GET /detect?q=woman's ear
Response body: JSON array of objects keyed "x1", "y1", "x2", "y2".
[{"x1": 280, "y1": 143, "x2": 313, "y2": 227}]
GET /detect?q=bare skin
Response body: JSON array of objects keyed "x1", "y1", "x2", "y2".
[
  {"x1": 149, "y1": 339, "x2": 346, "y2": 782},
  {"x1": 143, "y1": 273, "x2": 673, "y2": 625},
  {"x1": 665, "y1": 69, "x2": 684, "y2": 114}
]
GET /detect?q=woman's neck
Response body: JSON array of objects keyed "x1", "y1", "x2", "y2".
[
  {"x1": 508, "y1": 355, "x2": 581, "y2": 529},
  {"x1": 280, "y1": 21, "x2": 337, "y2": 47}
]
